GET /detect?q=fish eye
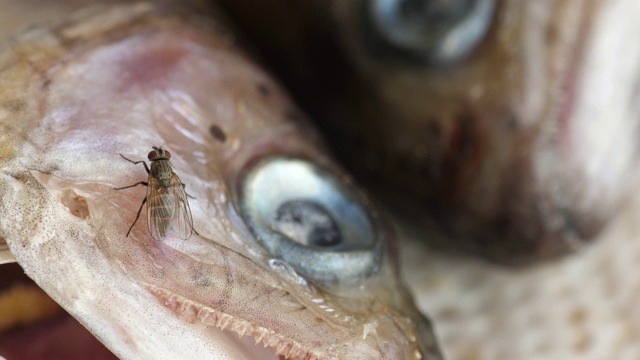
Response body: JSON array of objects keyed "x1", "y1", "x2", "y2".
[
  {"x1": 238, "y1": 157, "x2": 383, "y2": 285},
  {"x1": 362, "y1": 0, "x2": 495, "y2": 66},
  {"x1": 147, "y1": 150, "x2": 157, "y2": 160}
]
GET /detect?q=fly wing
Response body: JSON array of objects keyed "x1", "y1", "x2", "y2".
[
  {"x1": 146, "y1": 174, "x2": 193, "y2": 241},
  {"x1": 168, "y1": 172, "x2": 194, "y2": 240}
]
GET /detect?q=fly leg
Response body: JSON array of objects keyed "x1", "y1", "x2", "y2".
[
  {"x1": 114, "y1": 181, "x2": 149, "y2": 237},
  {"x1": 125, "y1": 197, "x2": 147, "y2": 237},
  {"x1": 119, "y1": 154, "x2": 150, "y2": 174},
  {"x1": 181, "y1": 183, "x2": 200, "y2": 236},
  {"x1": 114, "y1": 181, "x2": 148, "y2": 191},
  {"x1": 182, "y1": 183, "x2": 196, "y2": 199}
]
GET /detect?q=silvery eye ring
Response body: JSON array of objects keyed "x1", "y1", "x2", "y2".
[
  {"x1": 364, "y1": 0, "x2": 496, "y2": 65},
  {"x1": 238, "y1": 157, "x2": 384, "y2": 285}
]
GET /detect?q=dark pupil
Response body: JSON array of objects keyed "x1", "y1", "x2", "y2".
[
  {"x1": 398, "y1": 0, "x2": 473, "y2": 31},
  {"x1": 273, "y1": 200, "x2": 342, "y2": 248}
]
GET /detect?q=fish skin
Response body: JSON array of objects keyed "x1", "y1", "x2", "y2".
[{"x1": 0, "y1": 2, "x2": 441, "y2": 359}]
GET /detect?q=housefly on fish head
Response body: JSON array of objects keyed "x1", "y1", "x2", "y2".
[{"x1": 114, "y1": 146, "x2": 194, "y2": 241}]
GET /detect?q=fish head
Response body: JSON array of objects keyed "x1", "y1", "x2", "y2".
[
  {"x1": 218, "y1": 0, "x2": 640, "y2": 263},
  {"x1": 0, "y1": 2, "x2": 441, "y2": 359}
]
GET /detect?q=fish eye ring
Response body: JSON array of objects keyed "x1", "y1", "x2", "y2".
[
  {"x1": 238, "y1": 157, "x2": 384, "y2": 285},
  {"x1": 362, "y1": 0, "x2": 496, "y2": 65}
]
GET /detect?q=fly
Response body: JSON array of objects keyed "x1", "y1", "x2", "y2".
[{"x1": 115, "y1": 146, "x2": 194, "y2": 241}]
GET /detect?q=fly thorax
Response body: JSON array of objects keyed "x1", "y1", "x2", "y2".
[{"x1": 151, "y1": 160, "x2": 173, "y2": 182}]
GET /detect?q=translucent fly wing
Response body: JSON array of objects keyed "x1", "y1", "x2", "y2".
[
  {"x1": 169, "y1": 172, "x2": 194, "y2": 240},
  {"x1": 146, "y1": 175, "x2": 193, "y2": 241},
  {"x1": 146, "y1": 176, "x2": 170, "y2": 241}
]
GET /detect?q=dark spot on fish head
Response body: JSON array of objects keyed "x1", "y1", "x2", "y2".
[
  {"x1": 41, "y1": 77, "x2": 52, "y2": 91},
  {"x1": 257, "y1": 83, "x2": 270, "y2": 97},
  {"x1": 2, "y1": 99, "x2": 26, "y2": 112},
  {"x1": 209, "y1": 124, "x2": 227, "y2": 143}
]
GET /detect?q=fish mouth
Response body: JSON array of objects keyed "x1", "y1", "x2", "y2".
[
  {"x1": 148, "y1": 285, "x2": 310, "y2": 359},
  {"x1": 0, "y1": 253, "x2": 435, "y2": 360}
]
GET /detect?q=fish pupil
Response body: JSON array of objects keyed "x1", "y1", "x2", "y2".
[{"x1": 273, "y1": 200, "x2": 342, "y2": 248}]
